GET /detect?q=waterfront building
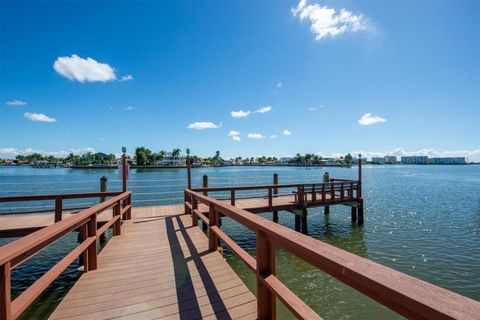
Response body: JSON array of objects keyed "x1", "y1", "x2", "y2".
[
  {"x1": 384, "y1": 156, "x2": 397, "y2": 164},
  {"x1": 430, "y1": 157, "x2": 466, "y2": 165},
  {"x1": 154, "y1": 153, "x2": 187, "y2": 166},
  {"x1": 401, "y1": 156, "x2": 428, "y2": 165},
  {"x1": 279, "y1": 157, "x2": 292, "y2": 164},
  {"x1": 371, "y1": 157, "x2": 385, "y2": 164}
]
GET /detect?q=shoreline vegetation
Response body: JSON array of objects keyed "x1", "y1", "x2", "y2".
[{"x1": 0, "y1": 147, "x2": 475, "y2": 168}]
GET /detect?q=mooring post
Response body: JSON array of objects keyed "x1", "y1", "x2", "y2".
[
  {"x1": 99, "y1": 176, "x2": 109, "y2": 243},
  {"x1": 100, "y1": 176, "x2": 108, "y2": 202},
  {"x1": 186, "y1": 148, "x2": 191, "y2": 190},
  {"x1": 323, "y1": 172, "x2": 330, "y2": 215},
  {"x1": 273, "y1": 173, "x2": 278, "y2": 222},
  {"x1": 301, "y1": 209, "x2": 308, "y2": 234},
  {"x1": 203, "y1": 175, "x2": 208, "y2": 196},
  {"x1": 121, "y1": 147, "x2": 128, "y2": 193}
]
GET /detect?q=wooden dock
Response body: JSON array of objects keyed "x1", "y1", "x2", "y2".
[
  {"x1": 2, "y1": 164, "x2": 480, "y2": 320},
  {"x1": 49, "y1": 205, "x2": 257, "y2": 320}
]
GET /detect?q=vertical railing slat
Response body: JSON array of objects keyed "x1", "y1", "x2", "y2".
[
  {"x1": 256, "y1": 230, "x2": 275, "y2": 319},
  {"x1": 0, "y1": 262, "x2": 11, "y2": 320}
]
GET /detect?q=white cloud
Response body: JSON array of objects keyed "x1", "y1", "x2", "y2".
[
  {"x1": 292, "y1": 0, "x2": 368, "y2": 40},
  {"x1": 187, "y1": 122, "x2": 221, "y2": 130},
  {"x1": 0, "y1": 147, "x2": 96, "y2": 159},
  {"x1": 53, "y1": 54, "x2": 116, "y2": 82},
  {"x1": 270, "y1": 135, "x2": 278, "y2": 139},
  {"x1": 282, "y1": 129, "x2": 292, "y2": 136},
  {"x1": 24, "y1": 112, "x2": 57, "y2": 123},
  {"x1": 276, "y1": 82, "x2": 282, "y2": 88},
  {"x1": 231, "y1": 110, "x2": 251, "y2": 118},
  {"x1": 255, "y1": 105, "x2": 272, "y2": 113},
  {"x1": 308, "y1": 107, "x2": 317, "y2": 111},
  {"x1": 120, "y1": 74, "x2": 134, "y2": 81},
  {"x1": 358, "y1": 113, "x2": 386, "y2": 125},
  {"x1": 228, "y1": 130, "x2": 241, "y2": 141},
  {"x1": 247, "y1": 133, "x2": 264, "y2": 139},
  {"x1": 124, "y1": 106, "x2": 134, "y2": 111},
  {"x1": 6, "y1": 99, "x2": 27, "y2": 107}
]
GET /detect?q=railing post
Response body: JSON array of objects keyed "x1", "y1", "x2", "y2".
[
  {"x1": 127, "y1": 194, "x2": 132, "y2": 220},
  {"x1": 87, "y1": 214, "x2": 98, "y2": 270},
  {"x1": 192, "y1": 197, "x2": 198, "y2": 226},
  {"x1": 330, "y1": 182, "x2": 334, "y2": 202},
  {"x1": 268, "y1": 187, "x2": 273, "y2": 209},
  {"x1": 231, "y1": 189, "x2": 235, "y2": 206},
  {"x1": 0, "y1": 262, "x2": 11, "y2": 320},
  {"x1": 81, "y1": 224, "x2": 89, "y2": 273},
  {"x1": 113, "y1": 201, "x2": 121, "y2": 236},
  {"x1": 340, "y1": 183, "x2": 344, "y2": 200},
  {"x1": 203, "y1": 175, "x2": 208, "y2": 196},
  {"x1": 256, "y1": 230, "x2": 275, "y2": 319},
  {"x1": 122, "y1": 152, "x2": 128, "y2": 193},
  {"x1": 273, "y1": 173, "x2": 278, "y2": 222},
  {"x1": 208, "y1": 204, "x2": 218, "y2": 251},
  {"x1": 100, "y1": 176, "x2": 108, "y2": 202},
  {"x1": 350, "y1": 182, "x2": 354, "y2": 199},
  {"x1": 184, "y1": 191, "x2": 191, "y2": 215},
  {"x1": 312, "y1": 184, "x2": 316, "y2": 202},
  {"x1": 54, "y1": 196, "x2": 62, "y2": 222}
]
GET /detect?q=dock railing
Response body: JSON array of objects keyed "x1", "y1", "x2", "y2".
[
  {"x1": 185, "y1": 189, "x2": 479, "y2": 320},
  {"x1": 190, "y1": 180, "x2": 360, "y2": 208},
  {"x1": 0, "y1": 191, "x2": 132, "y2": 320}
]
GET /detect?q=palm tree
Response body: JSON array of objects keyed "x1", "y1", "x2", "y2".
[
  {"x1": 172, "y1": 149, "x2": 181, "y2": 158},
  {"x1": 158, "y1": 150, "x2": 166, "y2": 161}
]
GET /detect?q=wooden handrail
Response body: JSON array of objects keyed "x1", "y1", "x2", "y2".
[
  {"x1": 0, "y1": 191, "x2": 131, "y2": 320},
  {"x1": 0, "y1": 191, "x2": 122, "y2": 203},
  {"x1": 191, "y1": 181, "x2": 358, "y2": 193},
  {"x1": 185, "y1": 189, "x2": 480, "y2": 320}
]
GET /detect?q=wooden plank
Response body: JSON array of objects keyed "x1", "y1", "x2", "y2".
[{"x1": 49, "y1": 205, "x2": 256, "y2": 320}]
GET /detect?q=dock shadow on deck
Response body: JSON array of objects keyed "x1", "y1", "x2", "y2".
[{"x1": 49, "y1": 205, "x2": 256, "y2": 320}]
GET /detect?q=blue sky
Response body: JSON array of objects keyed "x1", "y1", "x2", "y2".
[{"x1": 1, "y1": 0, "x2": 479, "y2": 160}]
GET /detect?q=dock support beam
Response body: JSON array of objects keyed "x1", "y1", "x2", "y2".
[
  {"x1": 358, "y1": 199, "x2": 364, "y2": 225},
  {"x1": 294, "y1": 215, "x2": 300, "y2": 231},
  {"x1": 324, "y1": 206, "x2": 330, "y2": 215},
  {"x1": 301, "y1": 209, "x2": 308, "y2": 234},
  {"x1": 351, "y1": 206, "x2": 357, "y2": 223},
  {"x1": 273, "y1": 173, "x2": 278, "y2": 222}
]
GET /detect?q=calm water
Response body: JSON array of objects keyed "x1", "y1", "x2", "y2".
[{"x1": 1, "y1": 165, "x2": 479, "y2": 319}]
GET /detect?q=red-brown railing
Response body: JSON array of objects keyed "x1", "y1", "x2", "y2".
[
  {"x1": 0, "y1": 191, "x2": 132, "y2": 320},
  {"x1": 184, "y1": 189, "x2": 479, "y2": 320},
  {"x1": 190, "y1": 180, "x2": 360, "y2": 208},
  {"x1": 0, "y1": 192, "x2": 125, "y2": 220}
]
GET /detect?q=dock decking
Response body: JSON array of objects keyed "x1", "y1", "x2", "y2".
[{"x1": 49, "y1": 204, "x2": 257, "y2": 320}]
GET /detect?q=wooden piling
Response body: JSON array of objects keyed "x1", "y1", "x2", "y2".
[
  {"x1": 301, "y1": 209, "x2": 308, "y2": 234},
  {"x1": 358, "y1": 199, "x2": 364, "y2": 225},
  {"x1": 203, "y1": 175, "x2": 208, "y2": 196},
  {"x1": 351, "y1": 206, "x2": 357, "y2": 223},
  {"x1": 323, "y1": 172, "x2": 330, "y2": 215},
  {"x1": 100, "y1": 176, "x2": 108, "y2": 202},
  {"x1": 295, "y1": 214, "x2": 300, "y2": 231}
]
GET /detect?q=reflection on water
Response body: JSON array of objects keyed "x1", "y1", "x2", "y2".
[{"x1": 1, "y1": 165, "x2": 479, "y2": 319}]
